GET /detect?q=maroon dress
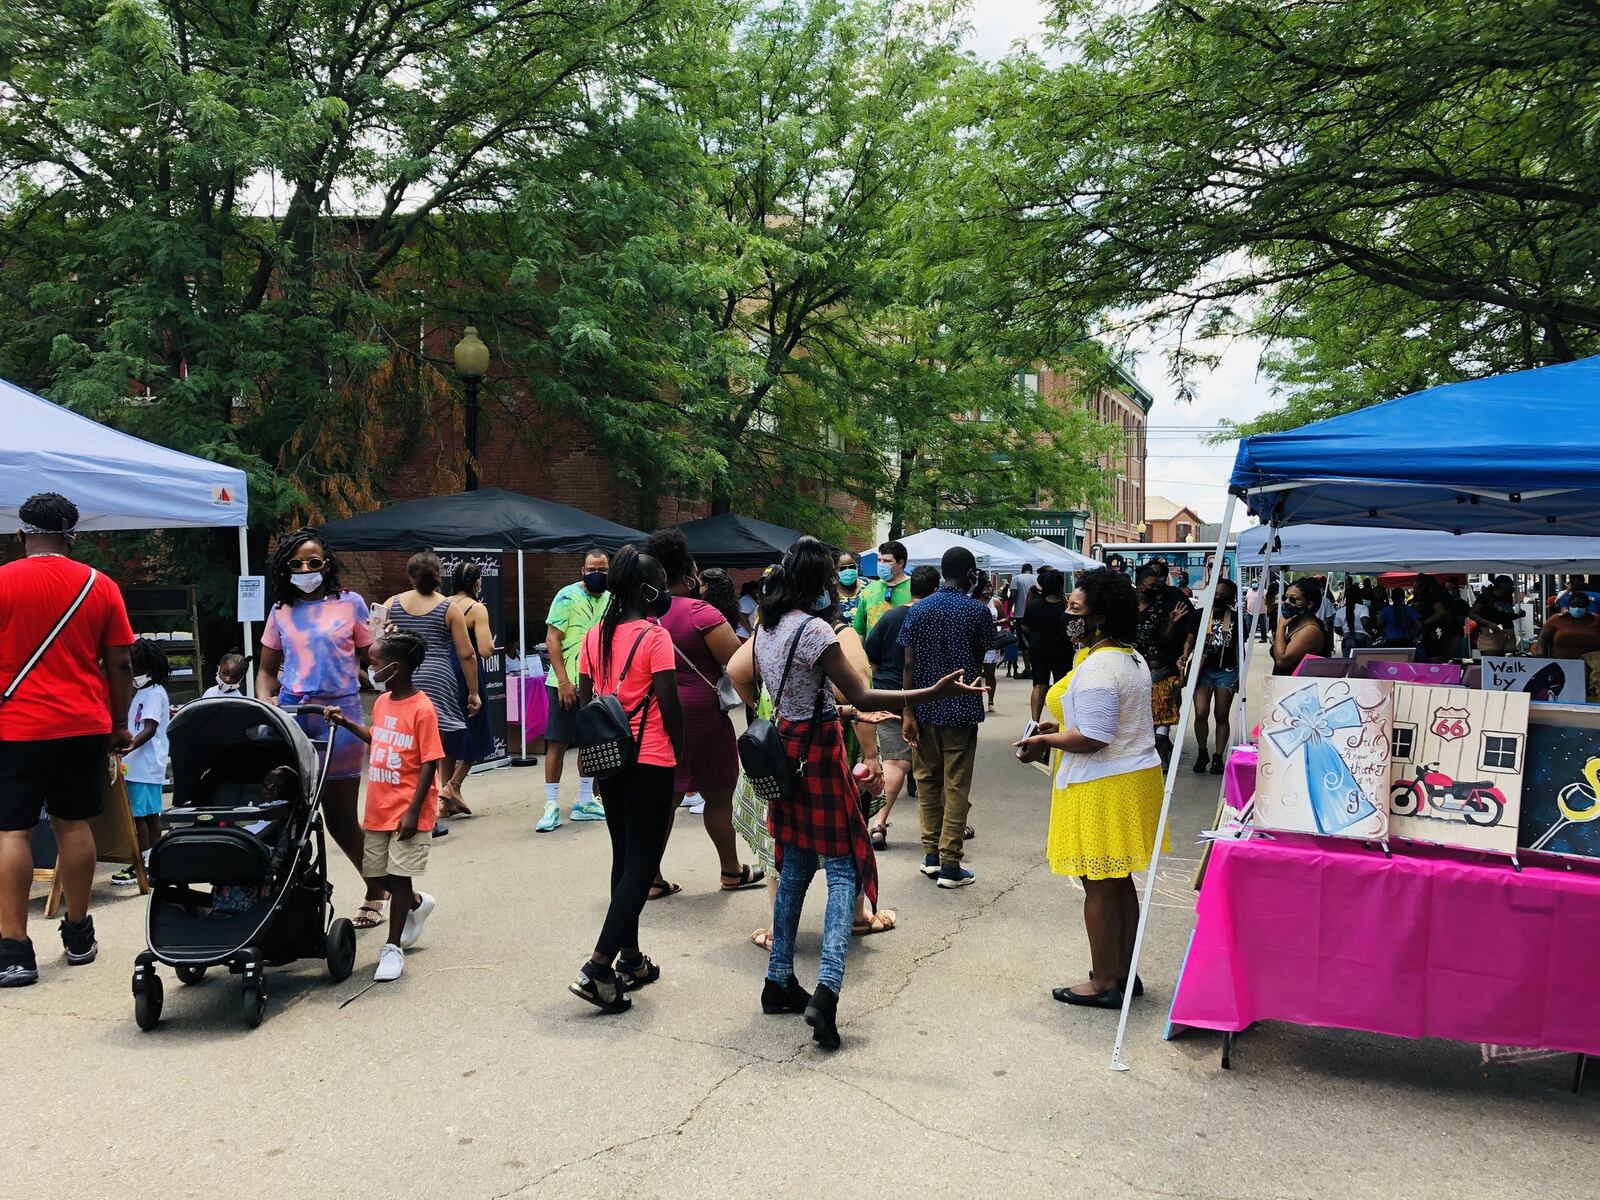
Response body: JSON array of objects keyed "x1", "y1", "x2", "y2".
[{"x1": 658, "y1": 596, "x2": 740, "y2": 794}]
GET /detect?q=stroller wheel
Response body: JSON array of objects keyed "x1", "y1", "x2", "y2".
[
  {"x1": 326, "y1": 918, "x2": 356, "y2": 983},
  {"x1": 175, "y1": 965, "x2": 206, "y2": 985},
  {"x1": 242, "y1": 985, "x2": 266, "y2": 1028},
  {"x1": 134, "y1": 975, "x2": 164, "y2": 1031}
]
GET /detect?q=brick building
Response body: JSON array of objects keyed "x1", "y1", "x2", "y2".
[
  {"x1": 1143, "y1": 494, "x2": 1205, "y2": 545},
  {"x1": 1014, "y1": 364, "x2": 1152, "y2": 552}
]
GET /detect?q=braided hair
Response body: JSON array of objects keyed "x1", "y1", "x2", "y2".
[
  {"x1": 596, "y1": 544, "x2": 659, "y2": 680},
  {"x1": 269, "y1": 529, "x2": 344, "y2": 608},
  {"x1": 130, "y1": 637, "x2": 171, "y2": 687},
  {"x1": 378, "y1": 629, "x2": 427, "y2": 671}
]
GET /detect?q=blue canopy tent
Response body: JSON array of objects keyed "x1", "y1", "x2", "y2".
[
  {"x1": 1112, "y1": 355, "x2": 1600, "y2": 1073},
  {"x1": 1228, "y1": 356, "x2": 1600, "y2": 537}
]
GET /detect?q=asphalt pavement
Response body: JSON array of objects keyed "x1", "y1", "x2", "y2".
[{"x1": 9, "y1": 669, "x2": 1596, "y2": 1199}]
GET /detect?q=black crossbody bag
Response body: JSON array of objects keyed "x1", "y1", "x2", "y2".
[
  {"x1": 738, "y1": 619, "x2": 827, "y2": 803},
  {"x1": 575, "y1": 628, "x2": 655, "y2": 780}
]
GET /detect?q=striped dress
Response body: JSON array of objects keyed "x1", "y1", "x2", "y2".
[{"x1": 385, "y1": 596, "x2": 466, "y2": 733}]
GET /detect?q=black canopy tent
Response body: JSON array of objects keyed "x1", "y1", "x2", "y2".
[
  {"x1": 675, "y1": 512, "x2": 819, "y2": 567},
  {"x1": 319, "y1": 488, "x2": 647, "y2": 763}
]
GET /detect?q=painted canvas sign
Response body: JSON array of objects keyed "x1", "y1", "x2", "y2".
[
  {"x1": 1255, "y1": 677, "x2": 1393, "y2": 840},
  {"x1": 1479, "y1": 656, "x2": 1585, "y2": 704},
  {"x1": 1389, "y1": 685, "x2": 1529, "y2": 855},
  {"x1": 1519, "y1": 707, "x2": 1600, "y2": 860}
]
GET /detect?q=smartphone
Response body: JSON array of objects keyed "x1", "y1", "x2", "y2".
[{"x1": 1015, "y1": 720, "x2": 1039, "y2": 759}]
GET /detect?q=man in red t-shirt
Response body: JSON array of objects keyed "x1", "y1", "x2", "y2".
[{"x1": 0, "y1": 493, "x2": 136, "y2": 987}]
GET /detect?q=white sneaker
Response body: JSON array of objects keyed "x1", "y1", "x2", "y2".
[
  {"x1": 688, "y1": 796, "x2": 706, "y2": 815},
  {"x1": 680, "y1": 792, "x2": 701, "y2": 810},
  {"x1": 374, "y1": 943, "x2": 404, "y2": 981},
  {"x1": 400, "y1": 893, "x2": 435, "y2": 949}
]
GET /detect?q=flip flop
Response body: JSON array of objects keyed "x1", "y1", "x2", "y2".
[
  {"x1": 647, "y1": 880, "x2": 682, "y2": 902},
  {"x1": 750, "y1": 928, "x2": 772, "y2": 951},
  {"x1": 852, "y1": 909, "x2": 897, "y2": 936},
  {"x1": 719, "y1": 864, "x2": 766, "y2": 891},
  {"x1": 869, "y1": 824, "x2": 887, "y2": 850},
  {"x1": 352, "y1": 901, "x2": 386, "y2": 929}
]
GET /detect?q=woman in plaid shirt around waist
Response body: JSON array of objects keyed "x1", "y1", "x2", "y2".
[{"x1": 741, "y1": 537, "x2": 980, "y2": 1050}]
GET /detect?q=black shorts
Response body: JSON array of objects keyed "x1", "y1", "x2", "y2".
[
  {"x1": 1032, "y1": 656, "x2": 1072, "y2": 689},
  {"x1": 544, "y1": 685, "x2": 580, "y2": 746},
  {"x1": 0, "y1": 734, "x2": 110, "y2": 831}
]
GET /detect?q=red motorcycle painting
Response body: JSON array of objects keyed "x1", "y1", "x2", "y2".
[{"x1": 1390, "y1": 763, "x2": 1507, "y2": 826}]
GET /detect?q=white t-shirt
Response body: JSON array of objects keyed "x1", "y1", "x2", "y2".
[
  {"x1": 201, "y1": 683, "x2": 243, "y2": 699},
  {"x1": 124, "y1": 684, "x2": 172, "y2": 785},
  {"x1": 737, "y1": 595, "x2": 757, "y2": 640},
  {"x1": 1317, "y1": 592, "x2": 1337, "y2": 623},
  {"x1": 1011, "y1": 572, "x2": 1037, "y2": 616},
  {"x1": 1053, "y1": 648, "x2": 1160, "y2": 788},
  {"x1": 1332, "y1": 603, "x2": 1369, "y2": 635}
]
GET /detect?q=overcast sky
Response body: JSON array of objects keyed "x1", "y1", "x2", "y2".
[{"x1": 963, "y1": 0, "x2": 1272, "y2": 531}]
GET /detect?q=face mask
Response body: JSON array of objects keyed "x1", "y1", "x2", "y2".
[
  {"x1": 1572, "y1": 606, "x2": 1591, "y2": 619},
  {"x1": 812, "y1": 592, "x2": 833, "y2": 613},
  {"x1": 291, "y1": 571, "x2": 323, "y2": 594},
  {"x1": 1065, "y1": 616, "x2": 1087, "y2": 643},
  {"x1": 1281, "y1": 601, "x2": 1304, "y2": 620},
  {"x1": 214, "y1": 677, "x2": 240, "y2": 692},
  {"x1": 583, "y1": 570, "x2": 608, "y2": 595},
  {"x1": 373, "y1": 663, "x2": 399, "y2": 688},
  {"x1": 133, "y1": 674, "x2": 152, "y2": 688},
  {"x1": 645, "y1": 586, "x2": 672, "y2": 618},
  {"x1": 839, "y1": 569, "x2": 858, "y2": 587}
]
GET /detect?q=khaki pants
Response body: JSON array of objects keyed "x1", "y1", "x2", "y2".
[{"x1": 912, "y1": 724, "x2": 978, "y2": 866}]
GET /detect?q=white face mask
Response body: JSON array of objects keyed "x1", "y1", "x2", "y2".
[
  {"x1": 214, "y1": 677, "x2": 240, "y2": 692},
  {"x1": 133, "y1": 674, "x2": 151, "y2": 688},
  {"x1": 291, "y1": 571, "x2": 324, "y2": 594}
]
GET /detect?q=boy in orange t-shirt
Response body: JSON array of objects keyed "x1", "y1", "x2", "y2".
[{"x1": 326, "y1": 632, "x2": 442, "y2": 981}]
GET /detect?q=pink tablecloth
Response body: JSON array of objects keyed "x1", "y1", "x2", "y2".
[
  {"x1": 505, "y1": 674, "x2": 549, "y2": 740},
  {"x1": 1223, "y1": 745, "x2": 1257, "y2": 814},
  {"x1": 1170, "y1": 834, "x2": 1600, "y2": 1055}
]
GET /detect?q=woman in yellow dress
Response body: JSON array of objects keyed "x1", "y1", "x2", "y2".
[{"x1": 1014, "y1": 567, "x2": 1168, "y2": 1009}]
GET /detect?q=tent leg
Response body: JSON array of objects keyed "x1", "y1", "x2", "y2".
[
  {"x1": 238, "y1": 526, "x2": 256, "y2": 698},
  {"x1": 513, "y1": 549, "x2": 535, "y2": 766},
  {"x1": 1110, "y1": 493, "x2": 1238, "y2": 1073}
]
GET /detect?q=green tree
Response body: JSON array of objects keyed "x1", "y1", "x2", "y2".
[{"x1": 973, "y1": 0, "x2": 1600, "y2": 429}]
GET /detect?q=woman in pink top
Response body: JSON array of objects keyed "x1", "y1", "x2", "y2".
[
  {"x1": 568, "y1": 546, "x2": 685, "y2": 1014},
  {"x1": 644, "y1": 529, "x2": 758, "y2": 898}
]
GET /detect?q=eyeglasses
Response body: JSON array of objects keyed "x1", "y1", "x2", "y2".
[{"x1": 288, "y1": 557, "x2": 326, "y2": 571}]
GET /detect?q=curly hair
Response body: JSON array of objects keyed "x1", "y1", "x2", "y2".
[
  {"x1": 1076, "y1": 567, "x2": 1138, "y2": 645},
  {"x1": 377, "y1": 629, "x2": 427, "y2": 671},
  {"x1": 699, "y1": 567, "x2": 739, "y2": 626},
  {"x1": 18, "y1": 492, "x2": 79, "y2": 535},
  {"x1": 269, "y1": 529, "x2": 344, "y2": 608},
  {"x1": 642, "y1": 527, "x2": 696, "y2": 585}
]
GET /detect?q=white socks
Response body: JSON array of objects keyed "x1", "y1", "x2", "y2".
[
  {"x1": 577, "y1": 776, "x2": 594, "y2": 804},
  {"x1": 545, "y1": 782, "x2": 560, "y2": 806}
]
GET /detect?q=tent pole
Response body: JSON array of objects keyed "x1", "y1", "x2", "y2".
[
  {"x1": 1109, "y1": 492, "x2": 1238, "y2": 1073},
  {"x1": 1236, "y1": 530, "x2": 1278, "y2": 743},
  {"x1": 517, "y1": 549, "x2": 528, "y2": 764},
  {"x1": 238, "y1": 525, "x2": 256, "y2": 698}
]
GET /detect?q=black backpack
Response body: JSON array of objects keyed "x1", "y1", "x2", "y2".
[
  {"x1": 576, "y1": 629, "x2": 654, "y2": 780},
  {"x1": 737, "y1": 618, "x2": 827, "y2": 803}
]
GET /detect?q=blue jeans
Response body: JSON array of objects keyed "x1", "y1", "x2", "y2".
[{"x1": 767, "y1": 845, "x2": 855, "y2": 993}]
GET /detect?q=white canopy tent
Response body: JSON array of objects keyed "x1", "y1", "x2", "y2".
[
  {"x1": 1025, "y1": 536, "x2": 1101, "y2": 571},
  {"x1": 0, "y1": 380, "x2": 253, "y2": 683},
  {"x1": 1236, "y1": 523, "x2": 1600, "y2": 574}
]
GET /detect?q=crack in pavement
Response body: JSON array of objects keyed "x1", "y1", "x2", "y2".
[
  {"x1": 489, "y1": 1060, "x2": 754, "y2": 1198},
  {"x1": 842, "y1": 859, "x2": 1046, "y2": 1029}
]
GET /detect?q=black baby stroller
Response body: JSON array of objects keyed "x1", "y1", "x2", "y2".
[{"x1": 131, "y1": 697, "x2": 357, "y2": 1030}]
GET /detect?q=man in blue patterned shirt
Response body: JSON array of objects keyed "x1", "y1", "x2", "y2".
[{"x1": 899, "y1": 546, "x2": 995, "y2": 888}]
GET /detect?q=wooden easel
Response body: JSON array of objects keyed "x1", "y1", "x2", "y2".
[{"x1": 31, "y1": 759, "x2": 148, "y2": 917}]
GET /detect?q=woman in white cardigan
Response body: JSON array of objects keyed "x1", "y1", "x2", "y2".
[{"x1": 1015, "y1": 568, "x2": 1168, "y2": 1009}]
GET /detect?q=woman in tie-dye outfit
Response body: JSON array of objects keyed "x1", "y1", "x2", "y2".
[{"x1": 255, "y1": 530, "x2": 389, "y2": 926}]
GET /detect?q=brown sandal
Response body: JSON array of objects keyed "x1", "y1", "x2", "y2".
[
  {"x1": 852, "y1": 909, "x2": 897, "y2": 936},
  {"x1": 750, "y1": 928, "x2": 772, "y2": 950}
]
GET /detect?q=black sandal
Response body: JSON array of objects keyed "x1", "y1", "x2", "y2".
[
  {"x1": 615, "y1": 954, "x2": 660, "y2": 991},
  {"x1": 569, "y1": 962, "x2": 632, "y2": 1013},
  {"x1": 719, "y1": 865, "x2": 766, "y2": 891}
]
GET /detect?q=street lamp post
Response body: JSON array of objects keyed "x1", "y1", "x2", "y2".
[{"x1": 453, "y1": 326, "x2": 490, "y2": 492}]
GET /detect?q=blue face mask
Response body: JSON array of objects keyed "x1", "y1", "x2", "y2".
[
  {"x1": 839, "y1": 568, "x2": 858, "y2": 587},
  {"x1": 1572, "y1": 605, "x2": 1591, "y2": 619},
  {"x1": 813, "y1": 592, "x2": 833, "y2": 613}
]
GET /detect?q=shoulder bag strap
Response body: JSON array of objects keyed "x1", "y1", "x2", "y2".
[
  {"x1": 767, "y1": 619, "x2": 806, "y2": 713},
  {"x1": 1, "y1": 568, "x2": 99, "y2": 707}
]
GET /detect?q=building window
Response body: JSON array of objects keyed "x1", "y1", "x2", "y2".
[
  {"x1": 1479, "y1": 733, "x2": 1524, "y2": 772},
  {"x1": 1391, "y1": 724, "x2": 1417, "y2": 762}
]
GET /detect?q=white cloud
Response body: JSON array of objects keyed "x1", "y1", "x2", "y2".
[{"x1": 960, "y1": 0, "x2": 1052, "y2": 59}]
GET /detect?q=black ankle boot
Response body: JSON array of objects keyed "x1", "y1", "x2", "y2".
[
  {"x1": 761, "y1": 975, "x2": 811, "y2": 1015},
  {"x1": 804, "y1": 984, "x2": 841, "y2": 1049}
]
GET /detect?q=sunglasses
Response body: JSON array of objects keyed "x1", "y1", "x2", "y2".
[{"x1": 288, "y1": 557, "x2": 326, "y2": 571}]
